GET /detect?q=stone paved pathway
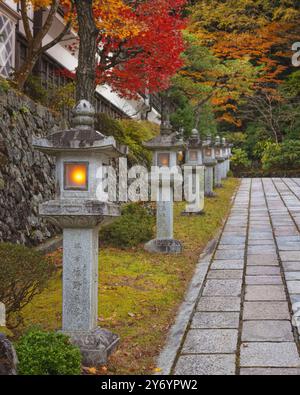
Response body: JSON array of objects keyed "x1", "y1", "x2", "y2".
[{"x1": 172, "y1": 178, "x2": 300, "y2": 375}]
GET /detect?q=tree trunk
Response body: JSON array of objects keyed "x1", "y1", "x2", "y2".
[
  {"x1": 14, "y1": 52, "x2": 41, "y2": 91},
  {"x1": 14, "y1": 1, "x2": 70, "y2": 91},
  {"x1": 74, "y1": 0, "x2": 99, "y2": 104},
  {"x1": 160, "y1": 91, "x2": 173, "y2": 134},
  {"x1": 32, "y1": 9, "x2": 44, "y2": 76},
  {"x1": 194, "y1": 108, "x2": 201, "y2": 130}
]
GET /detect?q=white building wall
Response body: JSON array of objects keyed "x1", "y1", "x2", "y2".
[
  {"x1": 1, "y1": 0, "x2": 161, "y2": 123},
  {"x1": 4, "y1": 0, "x2": 17, "y2": 12}
]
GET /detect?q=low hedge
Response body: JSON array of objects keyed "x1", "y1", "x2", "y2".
[
  {"x1": 0, "y1": 243, "x2": 55, "y2": 329},
  {"x1": 100, "y1": 203, "x2": 155, "y2": 249},
  {"x1": 16, "y1": 329, "x2": 82, "y2": 375}
]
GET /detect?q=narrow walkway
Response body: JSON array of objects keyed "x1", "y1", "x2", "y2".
[{"x1": 173, "y1": 178, "x2": 300, "y2": 375}]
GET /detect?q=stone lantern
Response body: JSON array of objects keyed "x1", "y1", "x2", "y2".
[
  {"x1": 214, "y1": 135, "x2": 225, "y2": 188},
  {"x1": 227, "y1": 143, "x2": 233, "y2": 174},
  {"x1": 182, "y1": 129, "x2": 205, "y2": 215},
  {"x1": 33, "y1": 100, "x2": 128, "y2": 366},
  {"x1": 143, "y1": 119, "x2": 185, "y2": 254},
  {"x1": 221, "y1": 137, "x2": 229, "y2": 179},
  {"x1": 202, "y1": 135, "x2": 217, "y2": 197}
]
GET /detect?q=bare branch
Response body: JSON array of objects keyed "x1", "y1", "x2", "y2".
[{"x1": 20, "y1": 0, "x2": 33, "y2": 42}]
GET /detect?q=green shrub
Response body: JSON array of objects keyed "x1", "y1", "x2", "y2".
[
  {"x1": 16, "y1": 330, "x2": 82, "y2": 375},
  {"x1": 95, "y1": 114, "x2": 159, "y2": 167},
  {"x1": 51, "y1": 82, "x2": 76, "y2": 112},
  {"x1": 225, "y1": 132, "x2": 247, "y2": 149},
  {"x1": 261, "y1": 139, "x2": 300, "y2": 171},
  {"x1": 0, "y1": 78, "x2": 10, "y2": 94},
  {"x1": 119, "y1": 119, "x2": 159, "y2": 167},
  {"x1": 24, "y1": 76, "x2": 48, "y2": 104},
  {"x1": 230, "y1": 148, "x2": 251, "y2": 174},
  {"x1": 100, "y1": 203, "x2": 155, "y2": 248},
  {"x1": 24, "y1": 77, "x2": 75, "y2": 113},
  {"x1": 0, "y1": 243, "x2": 55, "y2": 329}
]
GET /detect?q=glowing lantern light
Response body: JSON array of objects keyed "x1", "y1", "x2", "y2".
[
  {"x1": 157, "y1": 153, "x2": 170, "y2": 167},
  {"x1": 189, "y1": 150, "x2": 198, "y2": 162},
  {"x1": 64, "y1": 162, "x2": 88, "y2": 190},
  {"x1": 205, "y1": 148, "x2": 212, "y2": 157}
]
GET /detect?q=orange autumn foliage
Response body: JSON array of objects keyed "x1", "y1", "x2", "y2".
[{"x1": 17, "y1": 0, "x2": 142, "y2": 40}]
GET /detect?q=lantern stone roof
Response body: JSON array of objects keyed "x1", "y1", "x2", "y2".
[
  {"x1": 143, "y1": 124, "x2": 186, "y2": 151},
  {"x1": 32, "y1": 100, "x2": 128, "y2": 157},
  {"x1": 215, "y1": 143, "x2": 225, "y2": 161},
  {"x1": 214, "y1": 135, "x2": 222, "y2": 150},
  {"x1": 202, "y1": 137, "x2": 214, "y2": 148},
  {"x1": 222, "y1": 137, "x2": 229, "y2": 147},
  {"x1": 32, "y1": 129, "x2": 128, "y2": 157},
  {"x1": 187, "y1": 129, "x2": 202, "y2": 149}
]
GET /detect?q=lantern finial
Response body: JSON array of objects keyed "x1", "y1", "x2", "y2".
[
  {"x1": 160, "y1": 120, "x2": 173, "y2": 135},
  {"x1": 72, "y1": 100, "x2": 95, "y2": 130}
]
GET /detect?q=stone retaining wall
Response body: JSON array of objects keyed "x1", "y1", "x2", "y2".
[{"x1": 0, "y1": 88, "x2": 66, "y2": 245}]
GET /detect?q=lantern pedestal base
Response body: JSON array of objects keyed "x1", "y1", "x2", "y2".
[
  {"x1": 65, "y1": 328, "x2": 120, "y2": 367},
  {"x1": 181, "y1": 210, "x2": 205, "y2": 216},
  {"x1": 144, "y1": 239, "x2": 183, "y2": 254},
  {"x1": 205, "y1": 191, "x2": 217, "y2": 198}
]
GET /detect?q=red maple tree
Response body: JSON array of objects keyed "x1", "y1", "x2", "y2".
[
  {"x1": 59, "y1": 0, "x2": 186, "y2": 100},
  {"x1": 95, "y1": 0, "x2": 187, "y2": 98}
]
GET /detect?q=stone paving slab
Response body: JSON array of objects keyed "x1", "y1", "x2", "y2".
[
  {"x1": 182, "y1": 329, "x2": 238, "y2": 354},
  {"x1": 245, "y1": 276, "x2": 283, "y2": 285},
  {"x1": 240, "y1": 343, "x2": 300, "y2": 368},
  {"x1": 285, "y1": 272, "x2": 300, "y2": 280},
  {"x1": 207, "y1": 270, "x2": 243, "y2": 280},
  {"x1": 203, "y1": 279, "x2": 242, "y2": 297},
  {"x1": 196, "y1": 297, "x2": 241, "y2": 312},
  {"x1": 247, "y1": 246, "x2": 276, "y2": 254},
  {"x1": 219, "y1": 236, "x2": 246, "y2": 245},
  {"x1": 163, "y1": 179, "x2": 300, "y2": 375},
  {"x1": 174, "y1": 355, "x2": 236, "y2": 376},
  {"x1": 240, "y1": 368, "x2": 300, "y2": 375},
  {"x1": 245, "y1": 285, "x2": 286, "y2": 301},
  {"x1": 210, "y1": 261, "x2": 244, "y2": 270},
  {"x1": 248, "y1": 233, "x2": 274, "y2": 240},
  {"x1": 218, "y1": 244, "x2": 245, "y2": 251},
  {"x1": 283, "y1": 262, "x2": 300, "y2": 271},
  {"x1": 248, "y1": 240, "x2": 275, "y2": 246},
  {"x1": 287, "y1": 281, "x2": 300, "y2": 294},
  {"x1": 191, "y1": 312, "x2": 240, "y2": 329},
  {"x1": 243, "y1": 301, "x2": 290, "y2": 320},
  {"x1": 246, "y1": 266, "x2": 281, "y2": 276},
  {"x1": 242, "y1": 321, "x2": 294, "y2": 342},
  {"x1": 278, "y1": 244, "x2": 300, "y2": 251},
  {"x1": 247, "y1": 255, "x2": 278, "y2": 266},
  {"x1": 214, "y1": 250, "x2": 244, "y2": 260},
  {"x1": 280, "y1": 252, "x2": 300, "y2": 262}
]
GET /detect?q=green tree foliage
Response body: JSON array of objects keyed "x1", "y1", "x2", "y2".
[
  {"x1": 171, "y1": 33, "x2": 258, "y2": 128},
  {"x1": 183, "y1": 0, "x2": 300, "y2": 172},
  {"x1": 189, "y1": 0, "x2": 299, "y2": 34},
  {"x1": 169, "y1": 88, "x2": 195, "y2": 136}
]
